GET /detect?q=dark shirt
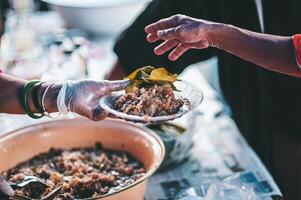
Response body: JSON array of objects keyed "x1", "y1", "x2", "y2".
[{"x1": 114, "y1": 0, "x2": 301, "y2": 169}]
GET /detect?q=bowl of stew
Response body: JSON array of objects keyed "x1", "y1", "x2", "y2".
[{"x1": 0, "y1": 118, "x2": 165, "y2": 200}]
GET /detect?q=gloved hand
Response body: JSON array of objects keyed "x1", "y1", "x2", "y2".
[
  {"x1": 145, "y1": 14, "x2": 219, "y2": 61},
  {"x1": 57, "y1": 79, "x2": 130, "y2": 121}
]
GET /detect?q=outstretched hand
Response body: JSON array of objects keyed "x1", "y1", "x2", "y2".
[{"x1": 145, "y1": 14, "x2": 218, "y2": 61}]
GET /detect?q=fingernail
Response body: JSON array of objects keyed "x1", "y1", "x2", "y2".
[
  {"x1": 154, "y1": 48, "x2": 162, "y2": 55},
  {"x1": 146, "y1": 35, "x2": 151, "y2": 42},
  {"x1": 145, "y1": 26, "x2": 149, "y2": 33},
  {"x1": 169, "y1": 55, "x2": 176, "y2": 61}
]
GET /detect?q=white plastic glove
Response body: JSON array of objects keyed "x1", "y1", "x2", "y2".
[{"x1": 57, "y1": 79, "x2": 130, "y2": 121}]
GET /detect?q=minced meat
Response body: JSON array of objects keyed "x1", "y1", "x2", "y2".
[
  {"x1": 115, "y1": 84, "x2": 185, "y2": 117},
  {"x1": 1, "y1": 143, "x2": 145, "y2": 199}
]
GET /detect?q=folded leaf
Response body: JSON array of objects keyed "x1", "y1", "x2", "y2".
[
  {"x1": 124, "y1": 66, "x2": 180, "y2": 93},
  {"x1": 147, "y1": 68, "x2": 178, "y2": 82},
  {"x1": 125, "y1": 66, "x2": 154, "y2": 81}
]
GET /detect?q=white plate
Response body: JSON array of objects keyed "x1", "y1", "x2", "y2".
[{"x1": 100, "y1": 81, "x2": 203, "y2": 124}]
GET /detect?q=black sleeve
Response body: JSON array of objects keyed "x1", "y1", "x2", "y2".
[{"x1": 114, "y1": 0, "x2": 219, "y2": 75}]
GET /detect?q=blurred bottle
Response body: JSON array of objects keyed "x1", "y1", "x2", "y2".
[
  {"x1": 10, "y1": 0, "x2": 34, "y2": 14},
  {"x1": 5, "y1": 0, "x2": 36, "y2": 52},
  {"x1": 0, "y1": 0, "x2": 46, "y2": 79}
]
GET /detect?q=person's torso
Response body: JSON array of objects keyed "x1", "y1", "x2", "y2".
[{"x1": 207, "y1": 0, "x2": 301, "y2": 164}]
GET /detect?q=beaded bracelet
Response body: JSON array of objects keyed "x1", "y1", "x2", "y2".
[{"x1": 20, "y1": 80, "x2": 45, "y2": 119}]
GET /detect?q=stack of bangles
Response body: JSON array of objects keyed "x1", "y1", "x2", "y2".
[
  {"x1": 19, "y1": 80, "x2": 55, "y2": 119},
  {"x1": 293, "y1": 34, "x2": 301, "y2": 68}
]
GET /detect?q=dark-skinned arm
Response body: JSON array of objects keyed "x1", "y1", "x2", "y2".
[
  {"x1": 0, "y1": 73, "x2": 60, "y2": 114},
  {"x1": 145, "y1": 15, "x2": 300, "y2": 78},
  {"x1": 0, "y1": 73, "x2": 130, "y2": 121},
  {"x1": 213, "y1": 24, "x2": 299, "y2": 77}
]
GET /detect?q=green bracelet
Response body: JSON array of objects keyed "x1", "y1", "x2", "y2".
[{"x1": 20, "y1": 80, "x2": 45, "y2": 119}]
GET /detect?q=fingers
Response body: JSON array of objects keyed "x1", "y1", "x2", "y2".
[
  {"x1": 104, "y1": 80, "x2": 131, "y2": 92},
  {"x1": 91, "y1": 106, "x2": 108, "y2": 121},
  {"x1": 145, "y1": 16, "x2": 178, "y2": 34},
  {"x1": 80, "y1": 105, "x2": 108, "y2": 121},
  {"x1": 168, "y1": 43, "x2": 190, "y2": 61},
  {"x1": 107, "y1": 113, "x2": 118, "y2": 119},
  {"x1": 146, "y1": 28, "x2": 179, "y2": 43},
  {"x1": 146, "y1": 33, "x2": 159, "y2": 43},
  {"x1": 154, "y1": 39, "x2": 179, "y2": 55},
  {"x1": 72, "y1": 98, "x2": 108, "y2": 121},
  {"x1": 167, "y1": 41, "x2": 209, "y2": 61},
  {"x1": 156, "y1": 28, "x2": 179, "y2": 41}
]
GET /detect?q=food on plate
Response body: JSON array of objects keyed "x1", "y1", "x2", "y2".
[
  {"x1": 115, "y1": 84, "x2": 185, "y2": 117},
  {"x1": 114, "y1": 66, "x2": 189, "y2": 117},
  {"x1": 1, "y1": 143, "x2": 145, "y2": 199}
]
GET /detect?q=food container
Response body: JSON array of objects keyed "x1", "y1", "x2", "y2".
[
  {"x1": 0, "y1": 118, "x2": 165, "y2": 200},
  {"x1": 42, "y1": 0, "x2": 150, "y2": 35},
  {"x1": 146, "y1": 110, "x2": 199, "y2": 169},
  {"x1": 100, "y1": 81, "x2": 203, "y2": 124}
]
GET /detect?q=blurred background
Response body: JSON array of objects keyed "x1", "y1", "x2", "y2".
[
  {"x1": 0, "y1": 0, "x2": 150, "y2": 81},
  {"x1": 0, "y1": 0, "x2": 226, "y2": 133},
  {"x1": 0, "y1": 0, "x2": 220, "y2": 92}
]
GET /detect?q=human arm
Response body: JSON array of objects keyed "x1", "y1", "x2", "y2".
[
  {"x1": 0, "y1": 73, "x2": 57, "y2": 114},
  {"x1": 146, "y1": 15, "x2": 301, "y2": 78},
  {"x1": 0, "y1": 73, "x2": 129, "y2": 121}
]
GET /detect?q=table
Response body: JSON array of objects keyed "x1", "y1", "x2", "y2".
[
  {"x1": 145, "y1": 115, "x2": 282, "y2": 200},
  {"x1": 143, "y1": 66, "x2": 282, "y2": 200},
  {"x1": 0, "y1": 66, "x2": 283, "y2": 200}
]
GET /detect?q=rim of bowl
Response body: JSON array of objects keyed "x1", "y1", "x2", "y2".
[
  {"x1": 100, "y1": 95, "x2": 192, "y2": 123},
  {"x1": 99, "y1": 80, "x2": 204, "y2": 124},
  {"x1": 41, "y1": 0, "x2": 151, "y2": 9},
  {"x1": 0, "y1": 118, "x2": 165, "y2": 199}
]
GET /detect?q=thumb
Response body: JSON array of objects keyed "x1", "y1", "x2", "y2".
[{"x1": 103, "y1": 80, "x2": 131, "y2": 92}]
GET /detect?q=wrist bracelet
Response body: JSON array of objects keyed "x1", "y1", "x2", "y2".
[
  {"x1": 32, "y1": 81, "x2": 46, "y2": 114},
  {"x1": 41, "y1": 83, "x2": 60, "y2": 118},
  {"x1": 21, "y1": 80, "x2": 45, "y2": 119}
]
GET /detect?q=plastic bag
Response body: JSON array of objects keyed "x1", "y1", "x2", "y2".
[{"x1": 204, "y1": 173, "x2": 261, "y2": 200}]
